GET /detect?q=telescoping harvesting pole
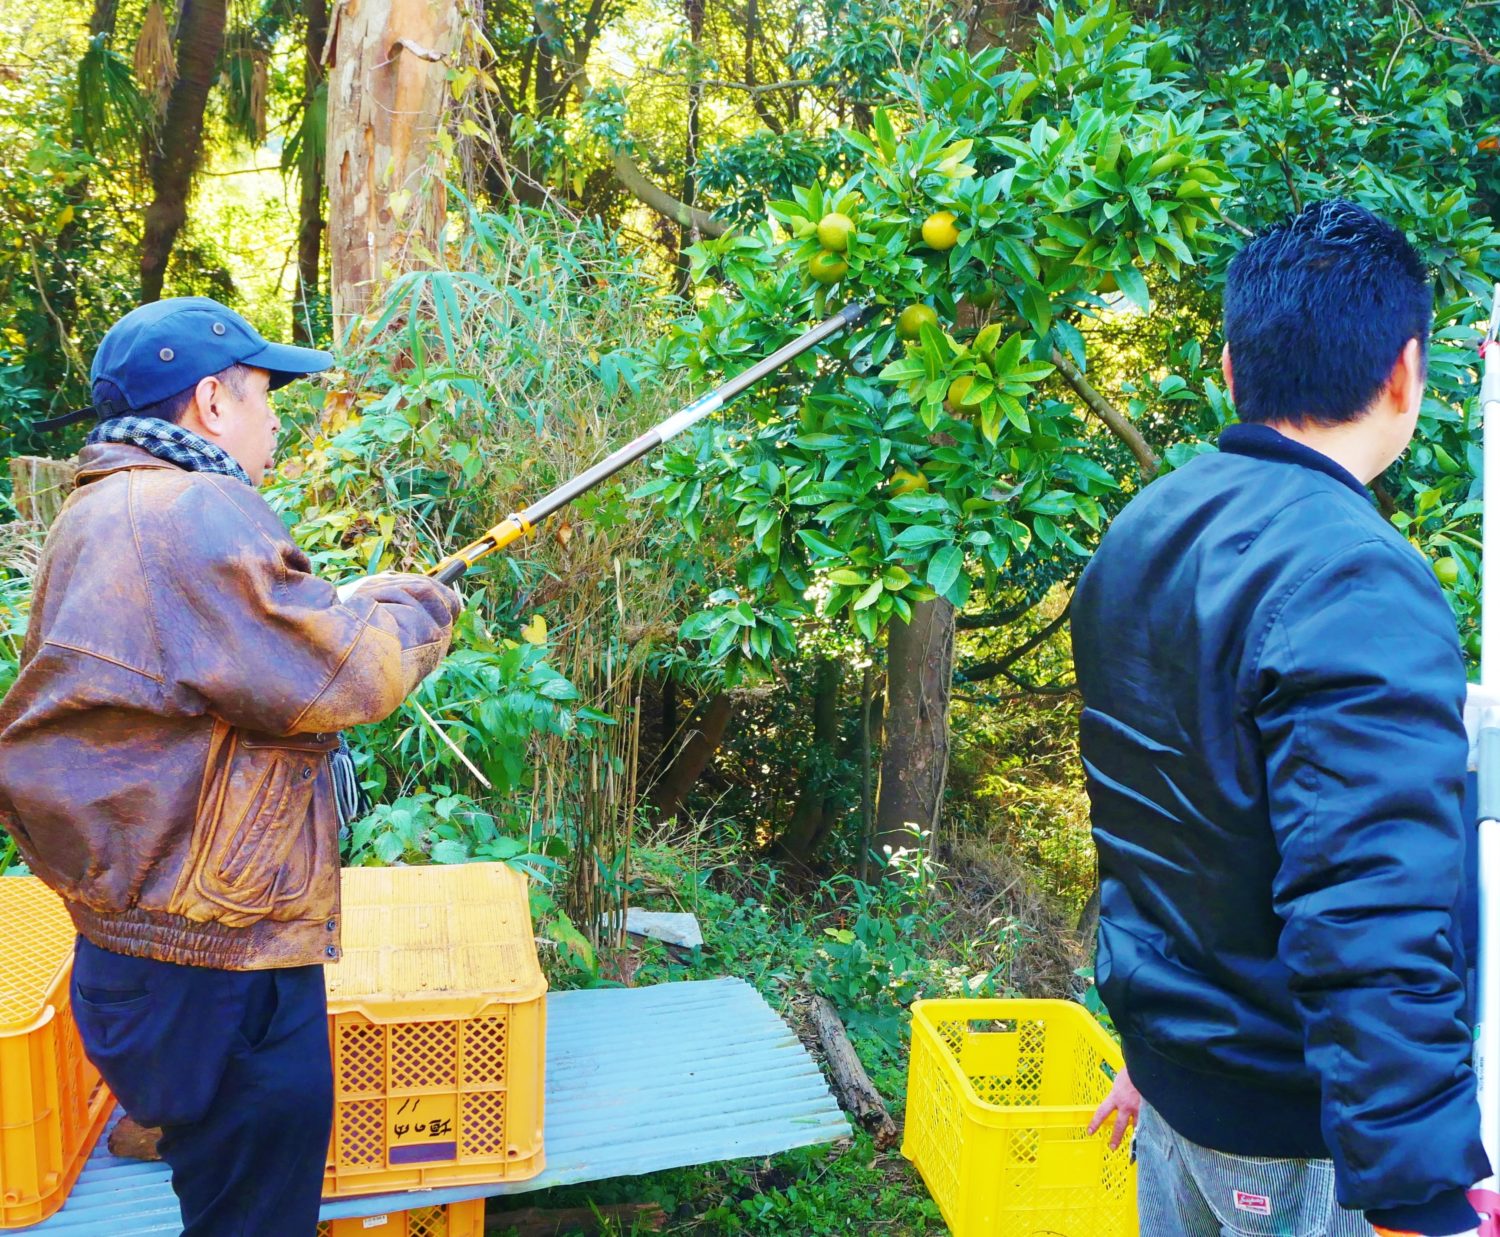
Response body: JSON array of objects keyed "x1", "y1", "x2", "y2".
[
  {"x1": 428, "y1": 302, "x2": 873, "y2": 587},
  {"x1": 1471, "y1": 284, "x2": 1500, "y2": 1233}
]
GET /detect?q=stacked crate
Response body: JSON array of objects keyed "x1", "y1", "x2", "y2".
[
  {"x1": 324, "y1": 863, "x2": 548, "y2": 1198},
  {"x1": 0, "y1": 876, "x2": 114, "y2": 1229},
  {"x1": 318, "y1": 1198, "x2": 486, "y2": 1236}
]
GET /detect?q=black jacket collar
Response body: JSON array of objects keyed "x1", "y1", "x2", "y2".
[{"x1": 1218, "y1": 423, "x2": 1370, "y2": 502}]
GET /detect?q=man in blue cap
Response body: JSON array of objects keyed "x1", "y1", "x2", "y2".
[{"x1": 0, "y1": 297, "x2": 463, "y2": 1235}]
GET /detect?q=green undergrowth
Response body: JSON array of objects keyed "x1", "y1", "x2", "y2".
[{"x1": 499, "y1": 834, "x2": 1088, "y2": 1236}]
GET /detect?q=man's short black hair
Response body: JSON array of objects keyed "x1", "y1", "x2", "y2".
[
  {"x1": 91, "y1": 364, "x2": 251, "y2": 425},
  {"x1": 1223, "y1": 199, "x2": 1432, "y2": 427}
]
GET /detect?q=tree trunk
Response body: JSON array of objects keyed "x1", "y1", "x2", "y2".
[
  {"x1": 650, "y1": 693, "x2": 732, "y2": 821},
  {"x1": 293, "y1": 0, "x2": 329, "y2": 343},
  {"x1": 675, "y1": 0, "x2": 706, "y2": 296},
  {"x1": 89, "y1": 0, "x2": 119, "y2": 37},
  {"x1": 966, "y1": 0, "x2": 1045, "y2": 52},
  {"x1": 856, "y1": 660, "x2": 878, "y2": 883},
  {"x1": 325, "y1": 0, "x2": 462, "y2": 332},
  {"x1": 140, "y1": 0, "x2": 228, "y2": 301},
  {"x1": 742, "y1": 0, "x2": 783, "y2": 133},
  {"x1": 778, "y1": 658, "x2": 843, "y2": 863},
  {"x1": 872, "y1": 598, "x2": 955, "y2": 866}
]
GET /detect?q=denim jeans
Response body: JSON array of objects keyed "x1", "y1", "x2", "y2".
[{"x1": 1137, "y1": 1101, "x2": 1376, "y2": 1237}]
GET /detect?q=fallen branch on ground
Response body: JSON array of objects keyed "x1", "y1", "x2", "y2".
[{"x1": 810, "y1": 993, "x2": 900, "y2": 1150}]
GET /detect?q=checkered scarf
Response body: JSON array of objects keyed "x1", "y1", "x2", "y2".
[
  {"x1": 86, "y1": 414, "x2": 367, "y2": 830},
  {"x1": 86, "y1": 415, "x2": 253, "y2": 488}
]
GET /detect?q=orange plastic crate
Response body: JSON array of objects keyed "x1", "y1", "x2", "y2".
[
  {"x1": 0, "y1": 876, "x2": 114, "y2": 1228},
  {"x1": 324, "y1": 864, "x2": 547, "y2": 1198},
  {"x1": 318, "y1": 1197, "x2": 485, "y2": 1236}
]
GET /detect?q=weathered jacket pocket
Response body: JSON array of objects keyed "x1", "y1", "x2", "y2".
[{"x1": 171, "y1": 722, "x2": 341, "y2": 927}]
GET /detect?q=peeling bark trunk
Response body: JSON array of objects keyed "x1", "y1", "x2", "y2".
[
  {"x1": 293, "y1": 0, "x2": 329, "y2": 343},
  {"x1": 326, "y1": 0, "x2": 462, "y2": 333},
  {"x1": 140, "y1": 0, "x2": 228, "y2": 302},
  {"x1": 872, "y1": 598, "x2": 955, "y2": 866},
  {"x1": 650, "y1": 693, "x2": 732, "y2": 821}
]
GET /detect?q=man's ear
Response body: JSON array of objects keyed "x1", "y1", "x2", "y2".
[
  {"x1": 1221, "y1": 344, "x2": 1235, "y2": 402},
  {"x1": 185, "y1": 375, "x2": 225, "y2": 439},
  {"x1": 1388, "y1": 337, "x2": 1425, "y2": 418}
]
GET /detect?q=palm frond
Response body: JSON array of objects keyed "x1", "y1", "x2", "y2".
[
  {"x1": 224, "y1": 42, "x2": 269, "y2": 144},
  {"x1": 133, "y1": 0, "x2": 176, "y2": 114},
  {"x1": 75, "y1": 33, "x2": 151, "y2": 156},
  {"x1": 281, "y1": 78, "x2": 326, "y2": 180}
]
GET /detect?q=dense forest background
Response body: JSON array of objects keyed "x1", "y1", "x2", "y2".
[{"x1": 3, "y1": 1, "x2": 1499, "y2": 1230}]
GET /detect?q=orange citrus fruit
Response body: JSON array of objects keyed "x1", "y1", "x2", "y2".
[
  {"x1": 808, "y1": 251, "x2": 848, "y2": 284},
  {"x1": 816, "y1": 212, "x2": 856, "y2": 252},
  {"x1": 897, "y1": 304, "x2": 939, "y2": 340},
  {"x1": 921, "y1": 211, "x2": 960, "y2": 250}
]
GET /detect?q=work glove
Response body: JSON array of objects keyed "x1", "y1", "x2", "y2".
[
  {"x1": 335, "y1": 570, "x2": 406, "y2": 604},
  {"x1": 336, "y1": 570, "x2": 464, "y2": 611}
]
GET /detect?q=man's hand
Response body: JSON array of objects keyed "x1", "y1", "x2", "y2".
[{"x1": 1086, "y1": 1064, "x2": 1140, "y2": 1150}]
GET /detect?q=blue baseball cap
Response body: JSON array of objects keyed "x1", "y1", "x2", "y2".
[{"x1": 39, "y1": 297, "x2": 333, "y2": 431}]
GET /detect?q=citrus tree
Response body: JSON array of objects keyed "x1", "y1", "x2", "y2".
[{"x1": 641, "y1": 0, "x2": 1232, "y2": 858}]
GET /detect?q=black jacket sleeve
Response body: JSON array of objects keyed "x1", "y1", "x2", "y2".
[{"x1": 1254, "y1": 535, "x2": 1488, "y2": 1231}]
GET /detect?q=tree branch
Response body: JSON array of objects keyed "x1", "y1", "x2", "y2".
[
  {"x1": 955, "y1": 601, "x2": 1072, "y2": 684},
  {"x1": 527, "y1": 0, "x2": 729, "y2": 237},
  {"x1": 644, "y1": 70, "x2": 816, "y2": 94},
  {"x1": 1050, "y1": 347, "x2": 1160, "y2": 481},
  {"x1": 611, "y1": 150, "x2": 729, "y2": 236},
  {"x1": 954, "y1": 598, "x2": 1039, "y2": 631},
  {"x1": 1398, "y1": 0, "x2": 1500, "y2": 64}
]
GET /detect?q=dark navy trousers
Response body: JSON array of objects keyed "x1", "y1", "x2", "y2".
[{"x1": 71, "y1": 935, "x2": 333, "y2": 1236}]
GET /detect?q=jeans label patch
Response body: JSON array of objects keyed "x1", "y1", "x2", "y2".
[{"x1": 1233, "y1": 1190, "x2": 1272, "y2": 1216}]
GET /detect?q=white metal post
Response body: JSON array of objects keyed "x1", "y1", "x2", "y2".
[{"x1": 1469, "y1": 286, "x2": 1500, "y2": 1227}]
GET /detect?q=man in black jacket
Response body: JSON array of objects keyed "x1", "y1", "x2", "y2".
[{"x1": 1073, "y1": 199, "x2": 1487, "y2": 1237}]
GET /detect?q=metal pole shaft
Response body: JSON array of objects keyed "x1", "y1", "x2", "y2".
[
  {"x1": 1483, "y1": 286, "x2": 1500, "y2": 686},
  {"x1": 431, "y1": 302, "x2": 871, "y2": 584},
  {"x1": 1471, "y1": 286, "x2": 1500, "y2": 1212}
]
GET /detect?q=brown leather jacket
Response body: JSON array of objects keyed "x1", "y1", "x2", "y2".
[{"x1": 0, "y1": 443, "x2": 460, "y2": 969}]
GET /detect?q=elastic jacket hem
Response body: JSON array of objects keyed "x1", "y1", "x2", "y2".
[
  {"x1": 1365, "y1": 1188, "x2": 1480, "y2": 1236},
  {"x1": 1123, "y1": 1032, "x2": 1326, "y2": 1159},
  {"x1": 69, "y1": 902, "x2": 340, "y2": 970}
]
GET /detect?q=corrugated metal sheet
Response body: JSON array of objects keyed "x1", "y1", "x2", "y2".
[{"x1": 24, "y1": 977, "x2": 850, "y2": 1233}]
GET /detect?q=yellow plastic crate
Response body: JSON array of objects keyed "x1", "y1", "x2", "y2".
[
  {"x1": 902, "y1": 997, "x2": 1136, "y2": 1237},
  {"x1": 0, "y1": 876, "x2": 114, "y2": 1228},
  {"x1": 318, "y1": 1197, "x2": 485, "y2": 1236},
  {"x1": 323, "y1": 864, "x2": 547, "y2": 1198}
]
